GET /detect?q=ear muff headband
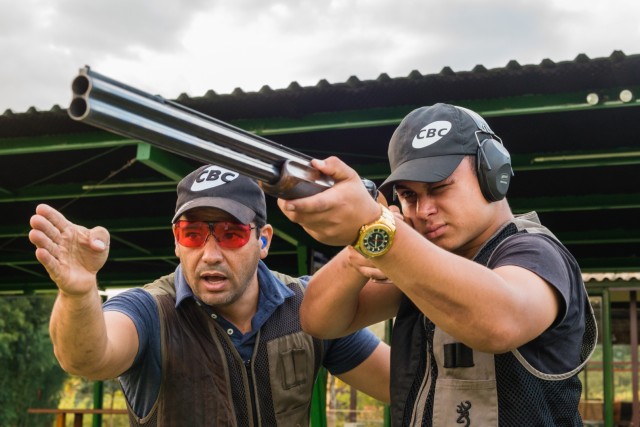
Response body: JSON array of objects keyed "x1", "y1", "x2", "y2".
[{"x1": 454, "y1": 106, "x2": 513, "y2": 202}]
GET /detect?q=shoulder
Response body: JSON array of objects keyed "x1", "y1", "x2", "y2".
[
  {"x1": 269, "y1": 270, "x2": 309, "y2": 285},
  {"x1": 266, "y1": 269, "x2": 311, "y2": 295},
  {"x1": 103, "y1": 287, "x2": 157, "y2": 313},
  {"x1": 142, "y1": 273, "x2": 177, "y2": 298},
  {"x1": 490, "y1": 230, "x2": 586, "y2": 324},
  {"x1": 103, "y1": 288, "x2": 160, "y2": 348},
  {"x1": 489, "y1": 232, "x2": 578, "y2": 278},
  {"x1": 322, "y1": 327, "x2": 380, "y2": 375}
]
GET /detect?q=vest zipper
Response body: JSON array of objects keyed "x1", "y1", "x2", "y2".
[
  {"x1": 409, "y1": 316, "x2": 434, "y2": 425},
  {"x1": 244, "y1": 359, "x2": 260, "y2": 426}
]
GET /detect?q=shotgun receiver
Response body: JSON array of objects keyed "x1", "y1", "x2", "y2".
[{"x1": 68, "y1": 66, "x2": 378, "y2": 200}]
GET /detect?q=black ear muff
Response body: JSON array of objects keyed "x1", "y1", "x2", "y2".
[
  {"x1": 453, "y1": 106, "x2": 513, "y2": 202},
  {"x1": 477, "y1": 137, "x2": 512, "y2": 202}
]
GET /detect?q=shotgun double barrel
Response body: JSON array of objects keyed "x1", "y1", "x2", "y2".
[{"x1": 68, "y1": 66, "x2": 377, "y2": 200}]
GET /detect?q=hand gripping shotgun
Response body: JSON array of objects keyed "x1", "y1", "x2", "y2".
[{"x1": 67, "y1": 66, "x2": 378, "y2": 200}]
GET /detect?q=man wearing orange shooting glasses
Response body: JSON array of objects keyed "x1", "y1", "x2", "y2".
[{"x1": 29, "y1": 164, "x2": 390, "y2": 426}]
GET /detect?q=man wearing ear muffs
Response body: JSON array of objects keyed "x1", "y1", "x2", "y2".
[{"x1": 279, "y1": 103, "x2": 597, "y2": 426}]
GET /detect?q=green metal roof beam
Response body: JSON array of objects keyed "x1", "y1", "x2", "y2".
[
  {"x1": 556, "y1": 229, "x2": 640, "y2": 245},
  {"x1": 0, "y1": 216, "x2": 300, "y2": 251},
  {"x1": 512, "y1": 149, "x2": 640, "y2": 171},
  {"x1": 233, "y1": 88, "x2": 640, "y2": 136},
  {"x1": 366, "y1": 149, "x2": 640, "y2": 178},
  {"x1": 4, "y1": 144, "x2": 634, "y2": 202},
  {"x1": 459, "y1": 86, "x2": 640, "y2": 118},
  {"x1": 0, "y1": 133, "x2": 138, "y2": 155},
  {"x1": 0, "y1": 271, "x2": 163, "y2": 292},
  {"x1": 136, "y1": 143, "x2": 194, "y2": 181},
  {"x1": 577, "y1": 257, "x2": 640, "y2": 273},
  {"x1": 509, "y1": 193, "x2": 640, "y2": 213},
  {"x1": 0, "y1": 182, "x2": 176, "y2": 203},
  {"x1": 1, "y1": 246, "x2": 300, "y2": 266}
]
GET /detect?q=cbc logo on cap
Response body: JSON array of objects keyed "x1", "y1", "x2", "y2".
[
  {"x1": 412, "y1": 121, "x2": 452, "y2": 149},
  {"x1": 191, "y1": 166, "x2": 239, "y2": 191}
]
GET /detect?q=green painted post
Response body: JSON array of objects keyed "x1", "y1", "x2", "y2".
[
  {"x1": 298, "y1": 245, "x2": 328, "y2": 427},
  {"x1": 297, "y1": 245, "x2": 309, "y2": 276},
  {"x1": 311, "y1": 368, "x2": 328, "y2": 427},
  {"x1": 384, "y1": 318, "x2": 393, "y2": 427},
  {"x1": 92, "y1": 380, "x2": 103, "y2": 427},
  {"x1": 602, "y1": 290, "x2": 614, "y2": 426},
  {"x1": 93, "y1": 292, "x2": 107, "y2": 427}
]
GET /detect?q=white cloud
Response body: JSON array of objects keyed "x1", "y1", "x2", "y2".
[{"x1": 0, "y1": 0, "x2": 638, "y2": 113}]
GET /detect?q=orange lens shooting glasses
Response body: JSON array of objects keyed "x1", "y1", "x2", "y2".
[{"x1": 173, "y1": 220, "x2": 255, "y2": 249}]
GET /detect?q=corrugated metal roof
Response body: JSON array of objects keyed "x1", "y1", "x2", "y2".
[{"x1": 583, "y1": 272, "x2": 640, "y2": 283}]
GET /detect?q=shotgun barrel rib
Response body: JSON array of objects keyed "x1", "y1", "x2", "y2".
[{"x1": 68, "y1": 66, "x2": 378, "y2": 199}]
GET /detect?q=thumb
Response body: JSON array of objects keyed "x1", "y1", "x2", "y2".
[
  {"x1": 88, "y1": 226, "x2": 110, "y2": 252},
  {"x1": 311, "y1": 156, "x2": 358, "y2": 183}
]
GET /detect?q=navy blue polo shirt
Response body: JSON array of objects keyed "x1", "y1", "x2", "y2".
[{"x1": 103, "y1": 261, "x2": 380, "y2": 418}]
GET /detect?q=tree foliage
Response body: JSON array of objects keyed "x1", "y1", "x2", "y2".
[{"x1": 0, "y1": 293, "x2": 67, "y2": 427}]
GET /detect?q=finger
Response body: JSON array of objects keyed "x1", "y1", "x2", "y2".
[
  {"x1": 376, "y1": 191, "x2": 389, "y2": 207},
  {"x1": 35, "y1": 204, "x2": 72, "y2": 236},
  {"x1": 278, "y1": 183, "x2": 335, "y2": 216},
  {"x1": 28, "y1": 220, "x2": 64, "y2": 260},
  {"x1": 28, "y1": 226, "x2": 51, "y2": 249},
  {"x1": 281, "y1": 157, "x2": 364, "y2": 214},
  {"x1": 358, "y1": 266, "x2": 388, "y2": 281},
  {"x1": 388, "y1": 205, "x2": 402, "y2": 215},
  {"x1": 34, "y1": 247, "x2": 62, "y2": 281},
  {"x1": 310, "y1": 157, "x2": 359, "y2": 183},
  {"x1": 387, "y1": 205, "x2": 406, "y2": 223},
  {"x1": 276, "y1": 198, "x2": 307, "y2": 224},
  {"x1": 30, "y1": 213, "x2": 63, "y2": 245},
  {"x1": 88, "y1": 226, "x2": 110, "y2": 251}
]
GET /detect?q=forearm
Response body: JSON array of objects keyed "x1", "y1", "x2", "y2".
[
  {"x1": 373, "y1": 221, "x2": 531, "y2": 352},
  {"x1": 302, "y1": 247, "x2": 401, "y2": 338},
  {"x1": 49, "y1": 284, "x2": 111, "y2": 377},
  {"x1": 337, "y1": 341, "x2": 391, "y2": 404},
  {"x1": 301, "y1": 248, "x2": 368, "y2": 338}
]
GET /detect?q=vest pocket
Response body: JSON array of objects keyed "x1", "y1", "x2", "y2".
[
  {"x1": 266, "y1": 331, "x2": 315, "y2": 425},
  {"x1": 431, "y1": 378, "x2": 498, "y2": 427}
]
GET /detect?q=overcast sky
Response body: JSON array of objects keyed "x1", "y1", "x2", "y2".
[{"x1": 1, "y1": 0, "x2": 638, "y2": 113}]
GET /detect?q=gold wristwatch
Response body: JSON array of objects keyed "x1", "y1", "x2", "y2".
[{"x1": 351, "y1": 204, "x2": 396, "y2": 258}]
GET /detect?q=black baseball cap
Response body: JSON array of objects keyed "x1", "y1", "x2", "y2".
[
  {"x1": 379, "y1": 103, "x2": 481, "y2": 194},
  {"x1": 172, "y1": 165, "x2": 266, "y2": 224}
]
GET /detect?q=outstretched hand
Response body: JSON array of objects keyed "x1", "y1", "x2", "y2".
[
  {"x1": 29, "y1": 204, "x2": 110, "y2": 296},
  {"x1": 277, "y1": 157, "x2": 381, "y2": 246}
]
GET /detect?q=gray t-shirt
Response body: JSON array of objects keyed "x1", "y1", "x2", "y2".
[{"x1": 488, "y1": 232, "x2": 588, "y2": 374}]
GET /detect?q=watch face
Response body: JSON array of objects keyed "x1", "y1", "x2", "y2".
[{"x1": 362, "y1": 227, "x2": 390, "y2": 254}]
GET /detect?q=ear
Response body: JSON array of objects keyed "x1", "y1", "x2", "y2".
[
  {"x1": 259, "y1": 224, "x2": 273, "y2": 259},
  {"x1": 173, "y1": 227, "x2": 181, "y2": 258}
]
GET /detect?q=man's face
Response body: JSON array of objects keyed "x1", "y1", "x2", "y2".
[
  {"x1": 394, "y1": 157, "x2": 496, "y2": 258},
  {"x1": 174, "y1": 207, "x2": 269, "y2": 308}
]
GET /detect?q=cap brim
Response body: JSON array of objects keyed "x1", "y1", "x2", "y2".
[
  {"x1": 172, "y1": 197, "x2": 256, "y2": 224},
  {"x1": 379, "y1": 154, "x2": 465, "y2": 195}
]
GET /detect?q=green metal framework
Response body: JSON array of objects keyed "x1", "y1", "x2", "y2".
[{"x1": 4, "y1": 68, "x2": 640, "y2": 426}]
